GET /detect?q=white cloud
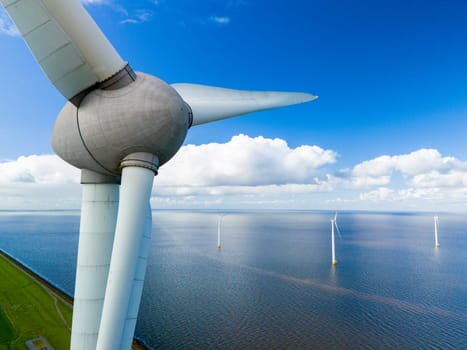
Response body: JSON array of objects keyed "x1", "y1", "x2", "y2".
[
  {"x1": 209, "y1": 16, "x2": 231, "y2": 25},
  {"x1": 120, "y1": 9, "x2": 153, "y2": 24},
  {"x1": 1, "y1": 138, "x2": 467, "y2": 211},
  {"x1": 358, "y1": 186, "x2": 467, "y2": 205},
  {"x1": 348, "y1": 148, "x2": 467, "y2": 189},
  {"x1": 411, "y1": 170, "x2": 467, "y2": 188},
  {"x1": 359, "y1": 187, "x2": 395, "y2": 201},
  {"x1": 0, "y1": 7, "x2": 19, "y2": 37},
  {"x1": 0, "y1": 155, "x2": 79, "y2": 185},
  {"x1": 394, "y1": 149, "x2": 462, "y2": 175},
  {"x1": 0, "y1": 155, "x2": 80, "y2": 210},
  {"x1": 156, "y1": 134, "x2": 336, "y2": 187},
  {"x1": 345, "y1": 149, "x2": 467, "y2": 210},
  {"x1": 352, "y1": 155, "x2": 394, "y2": 178},
  {"x1": 0, "y1": 135, "x2": 336, "y2": 209},
  {"x1": 155, "y1": 183, "x2": 333, "y2": 198}
]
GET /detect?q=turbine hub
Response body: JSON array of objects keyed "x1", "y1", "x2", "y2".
[{"x1": 51, "y1": 73, "x2": 190, "y2": 176}]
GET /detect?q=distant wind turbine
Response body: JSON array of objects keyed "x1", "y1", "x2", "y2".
[
  {"x1": 434, "y1": 215, "x2": 440, "y2": 248},
  {"x1": 331, "y1": 212, "x2": 342, "y2": 266},
  {"x1": 217, "y1": 214, "x2": 224, "y2": 249}
]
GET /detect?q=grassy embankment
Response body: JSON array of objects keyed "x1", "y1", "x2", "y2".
[
  {"x1": 0, "y1": 251, "x2": 72, "y2": 349},
  {"x1": 0, "y1": 251, "x2": 146, "y2": 350}
]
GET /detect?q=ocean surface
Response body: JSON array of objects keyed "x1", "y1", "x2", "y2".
[{"x1": 0, "y1": 210, "x2": 466, "y2": 349}]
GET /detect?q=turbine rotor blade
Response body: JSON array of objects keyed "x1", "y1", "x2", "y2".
[
  {"x1": 1, "y1": 0, "x2": 126, "y2": 100},
  {"x1": 171, "y1": 83, "x2": 317, "y2": 126},
  {"x1": 121, "y1": 204, "x2": 152, "y2": 350},
  {"x1": 335, "y1": 221, "x2": 342, "y2": 240}
]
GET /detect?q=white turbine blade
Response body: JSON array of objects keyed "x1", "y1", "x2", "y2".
[
  {"x1": 96, "y1": 166, "x2": 154, "y2": 350},
  {"x1": 171, "y1": 83, "x2": 317, "y2": 126},
  {"x1": 331, "y1": 219, "x2": 336, "y2": 265},
  {"x1": 121, "y1": 204, "x2": 152, "y2": 350},
  {"x1": 1, "y1": 0, "x2": 126, "y2": 100},
  {"x1": 71, "y1": 181, "x2": 119, "y2": 350},
  {"x1": 335, "y1": 220, "x2": 342, "y2": 240}
]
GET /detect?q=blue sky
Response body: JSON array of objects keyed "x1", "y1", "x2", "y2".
[{"x1": 1, "y1": 0, "x2": 467, "y2": 211}]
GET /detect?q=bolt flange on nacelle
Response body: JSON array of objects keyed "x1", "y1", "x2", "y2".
[{"x1": 52, "y1": 73, "x2": 191, "y2": 177}]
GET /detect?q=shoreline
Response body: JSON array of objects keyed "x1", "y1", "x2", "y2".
[{"x1": 0, "y1": 248, "x2": 148, "y2": 350}]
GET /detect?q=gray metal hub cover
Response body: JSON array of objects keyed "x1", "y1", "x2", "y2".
[{"x1": 52, "y1": 73, "x2": 190, "y2": 176}]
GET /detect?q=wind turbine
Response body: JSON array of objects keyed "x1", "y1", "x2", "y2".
[
  {"x1": 0, "y1": 1, "x2": 317, "y2": 349},
  {"x1": 217, "y1": 214, "x2": 225, "y2": 249},
  {"x1": 330, "y1": 212, "x2": 342, "y2": 266},
  {"x1": 434, "y1": 215, "x2": 440, "y2": 248}
]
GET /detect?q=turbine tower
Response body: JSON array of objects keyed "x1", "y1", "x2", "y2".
[
  {"x1": 217, "y1": 214, "x2": 225, "y2": 249},
  {"x1": 217, "y1": 215, "x2": 222, "y2": 249},
  {"x1": 330, "y1": 213, "x2": 341, "y2": 266},
  {"x1": 1, "y1": 1, "x2": 317, "y2": 349},
  {"x1": 434, "y1": 215, "x2": 440, "y2": 248}
]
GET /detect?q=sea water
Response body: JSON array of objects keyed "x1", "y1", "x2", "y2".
[{"x1": 0, "y1": 210, "x2": 465, "y2": 349}]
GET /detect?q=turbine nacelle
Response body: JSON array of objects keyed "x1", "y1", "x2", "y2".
[{"x1": 51, "y1": 73, "x2": 191, "y2": 177}]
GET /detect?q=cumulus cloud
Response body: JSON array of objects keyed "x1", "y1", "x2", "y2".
[
  {"x1": 0, "y1": 155, "x2": 79, "y2": 185},
  {"x1": 359, "y1": 187, "x2": 395, "y2": 201},
  {"x1": 348, "y1": 149, "x2": 467, "y2": 189},
  {"x1": 0, "y1": 135, "x2": 336, "y2": 209},
  {"x1": 0, "y1": 155, "x2": 80, "y2": 210},
  {"x1": 411, "y1": 170, "x2": 467, "y2": 188},
  {"x1": 344, "y1": 149, "x2": 467, "y2": 209},
  {"x1": 1, "y1": 138, "x2": 467, "y2": 211},
  {"x1": 156, "y1": 134, "x2": 337, "y2": 188}
]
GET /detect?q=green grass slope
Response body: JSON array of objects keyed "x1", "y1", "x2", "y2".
[
  {"x1": 0, "y1": 305, "x2": 16, "y2": 344},
  {"x1": 0, "y1": 252, "x2": 146, "y2": 350},
  {"x1": 0, "y1": 253, "x2": 71, "y2": 349}
]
